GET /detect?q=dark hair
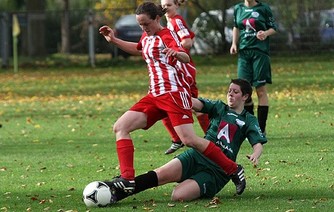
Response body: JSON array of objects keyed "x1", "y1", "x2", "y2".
[
  {"x1": 136, "y1": 2, "x2": 167, "y2": 20},
  {"x1": 230, "y1": 78, "x2": 252, "y2": 101},
  {"x1": 174, "y1": 0, "x2": 186, "y2": 6}
]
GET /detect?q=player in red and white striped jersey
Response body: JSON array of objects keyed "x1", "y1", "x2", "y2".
[
  {"x1": 137, "y1": 28, "x2": 191, "y2": 96},
  {"x1": 161, "y1": 0, "x2": 210, "y2": 154},
  {"x1": 99, "y1": 2, "x2": 244, "y2": 193}
]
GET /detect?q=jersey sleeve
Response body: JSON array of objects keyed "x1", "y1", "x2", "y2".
[
  {"x1": 171, "y1": 15, "x2": 195, "y2": 40},
  {"x1": 264, "y1": 5, "x2": 277, "y2": 31},
  {"x1": 160, "y1": 28, "x2": 187, "y2": 52},
  {"x1": 198, "y1": 98, "x2": 226, "y2": 118},
  {"x1": 245, "y1": 115, "x2": 267, "y2": 145},
  {"x1": 233, "y1": 4, "x2": 241, "y2": 28}
]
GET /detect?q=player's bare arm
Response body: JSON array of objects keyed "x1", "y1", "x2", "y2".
[
  {"x1": 162, "y1": 48, "x2": 190, "y2": 63},
  {"x1": 246, "y1": 143, "x2": 263, "y2": 166},
  {"x1": 99, "y1": 25, "x2": 141, "y2": 56},
  {"x1": 230, "y1": 27, "x2": 240, "y2": 54},
  {"x1": 180, "y1": 37, "x2": 193, "y2": 50},
  {"x1": 191, "y1": 98, "x2": 204, "y2": 112}
]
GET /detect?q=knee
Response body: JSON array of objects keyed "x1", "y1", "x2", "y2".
[
  {"x1": 112, "y1": 124, "x2": 117, "y2": 134},
  {"x1": 112, "y1": 119, "x2": 123, "y2": 134},
  {"x1": 170, "y1": 189, "x2": 184, "y2": 202},
  {"x1": 257, "y1": 91, "x2": 266, "y2": 99},
  {"x1": 256, "y1": 86, "x2": 267, "y2": 98},
  {"x1": 179, "y1": 136, "x2": 194, "y2": 148}
]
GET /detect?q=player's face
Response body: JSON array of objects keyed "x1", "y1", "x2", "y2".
[
  {"x1": 161, "y1": 0, "x2": 178, "y2": 18},
  {"x1": 227, "y1": 83, "x2": 245, "y2": 109},
  {"x1": 136, "y1": 14, "x2": 161, "y2": 36}
]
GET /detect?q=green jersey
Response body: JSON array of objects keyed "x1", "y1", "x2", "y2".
[
  {"x1": 199, "y1": 98, "x2": 267, "y2": 161},
  {"x1": 233, "y1": 1, "x2": 277, "y2": 53}
]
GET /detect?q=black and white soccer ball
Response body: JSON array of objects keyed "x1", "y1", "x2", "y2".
[{"x1": 82, "y1": 181, "x2": 114, "y2": 207}]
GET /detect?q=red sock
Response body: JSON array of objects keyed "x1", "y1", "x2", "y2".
[
  {"x1": 116, "y1": 139, "x2": 135, "y2": 180},
  {"x1": 203, "y1": 142, "x2": 237, "y2": 175},
  {"x1": 197, "y1": 114, "x2": 210, "y2": 133},
  {"x1": 162, "y1": 117, "x2": 181, "y2": 142}
]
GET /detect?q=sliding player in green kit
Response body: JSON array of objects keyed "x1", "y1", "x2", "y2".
[{"x1": 105, "y1": 78, "x2": 267, "y2": 203}]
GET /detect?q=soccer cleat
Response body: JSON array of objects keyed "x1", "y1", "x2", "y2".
[
  {"x1": 230, "y1": 164, "x2": 246, "y2": 195},
  {"x1": 108, "y1": 176, "x2": 135, "y2": 194},
  {"x1": 103, "y1": 180, "x2": 130, "y2": 203},
  {"x1": 165, "y1": 141, "x2": 185, "y2": 155}
]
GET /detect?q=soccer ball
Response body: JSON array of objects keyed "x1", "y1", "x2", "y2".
[{"x1": 82, "y1": 181, "x2": 113, "y2": 207}]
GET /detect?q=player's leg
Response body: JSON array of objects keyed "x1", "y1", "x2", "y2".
[
  {"x1": 113, "y1": 110, "x2": 147, "y2": 139},
  {"x1": 174, "y1": 124, "x2": 246, "y2": 195},
  {"x1": 155, "y1": 158, "x2": 183, "y2": 185},
  {"x1": 256, "y1": 85, "x2": 269, "y2": 134},
  {"x1": 158, "y1": 92, "x2": 246, "y2": 193},
  {"x1": 162, "y1": 114, "x2": 208, "y2": 155},
  {"x1": 164, "y1": 67, "x2": 207, "y2": 155},
  {"x1": 113, "y1": 110, "x2": 147, "y2": 181},
  {"x1": 237, "y1": 50, "x2": 254, "y2": 114},
  {"x1": 171, "y1": 179, "x2": 201, "y2": 201},
  {"x1": 113, "y1": 95, "x2": 164, "y2": 181},
  {"x1": 252, "y1": 51, "x2": 272, "y2": 134},
  {"x1": 171, "y1": 159, "x2": 230, "y2": 201},
  {"x1": 174, "y1": 123, "x2": 238, "y2": 175},
  {"x1": 162, "y1": 117, "x2": 184, "y2": 154},
  {"x1": 244, "y1": 97, "x2": 255, "y2": 115},
  {"x1": 107, "y1": 158, "x2": 183, "y2": 202}
]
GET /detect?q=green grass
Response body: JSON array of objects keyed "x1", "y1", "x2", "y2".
[{"x1": 0, "y1": 54, "x2": 333, "y2": 211}]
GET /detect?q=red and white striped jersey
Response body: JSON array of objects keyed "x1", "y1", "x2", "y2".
[
  {"x1": 137, "y1": 28, "x2": 191, "y2": 97},
  {"x1": 167, "y1": 14, "x2": 195, "y2": 42},
  {"x1": 166, "y1": 15, "x2": 197, "y2": 87}
]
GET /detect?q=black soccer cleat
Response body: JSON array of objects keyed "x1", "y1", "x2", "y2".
[
  {"x1": 230, "y1": 164, "x2": 246, "y2": 195},
  {"x1": 104, "y1": 180, "x2": 130, "y2": 203},
  {"x1": 107, "y1": 176, "x2": 136, "y2": 194}
]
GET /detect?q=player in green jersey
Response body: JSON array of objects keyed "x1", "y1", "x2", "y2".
[
  {"x1": 230, "y1": 0, "x2": 277, "y2": 135},
  {"x1": 105, "y1": 78, "x2": 267, "y2": 203}
]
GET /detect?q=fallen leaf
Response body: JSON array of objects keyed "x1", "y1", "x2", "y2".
[{"x1": 167, "y1": 203, "x2": 175, "y2": 207}]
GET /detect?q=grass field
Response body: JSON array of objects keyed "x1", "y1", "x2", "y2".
[{"x1": 0, "y1": 54, "x2": 333, "y2": 211}]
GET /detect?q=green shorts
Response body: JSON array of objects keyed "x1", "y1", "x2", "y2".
[
  {"x1": 237, "y1": 49, "x2": 272, "y2": 88},
  {"x1": 176, "y1": 149, "x2": 230, "y2": 198}
]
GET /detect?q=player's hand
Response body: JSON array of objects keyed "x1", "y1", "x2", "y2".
[
  {"x1": 230, "y1": 44, "x2": 238, "y2": 54},
  {"x1": 162, "y1": 48, "x2": 178, "y2": 57},
  {"x1": 99, "y1": 25, "x2": 115, "y2": 43},
  {"x1": 246, "y1": 155, "x2": 259, "y2": 167},
  {"x1": 256, "y1": 30, "x2": 267, "y2": 41}
]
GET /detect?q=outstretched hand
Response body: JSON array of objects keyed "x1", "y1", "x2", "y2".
[
  {"x1": 99, "y1": 25, "x2": 115, "y2": 43},
  {"x1": 246, "y1": 155, "x2": 259, "y2": 167}
]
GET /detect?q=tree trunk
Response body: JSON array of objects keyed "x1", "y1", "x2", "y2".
[{"x1": 61, "y1": 0, "x2": 70, "y2": 54}]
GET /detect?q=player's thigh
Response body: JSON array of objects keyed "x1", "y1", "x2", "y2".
[
  {"x1": 191, "y1": 171, "x2": 224, "y2": 198},
  {"x1": 113, "y1": 111, "x2": 147, "y2": 133},
  {"x1": 253, "y1": 52, "x2": 272, "y2": 86},
  {"x1": 171, "y1": 179, "x2": 201, "y2": 201},
  {"x1": 237, "y1": 53, "x2": 253, "y2": 82},
  {"x1": 173, "y1": 124, "x2": 206, "y2": 148},
  {"x1": 158, "y1": 92, "x2": 194, "y2": 127},
  {"x1": 155, "y1": 158, "x2": 183, "y2": 185}
]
